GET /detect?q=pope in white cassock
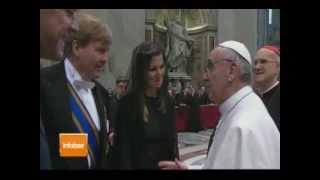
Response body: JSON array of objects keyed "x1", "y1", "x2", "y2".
[{"x1": 159, "y1": 40, "x2": 280, "y2": 169}]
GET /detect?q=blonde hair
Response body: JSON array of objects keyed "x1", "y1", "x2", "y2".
[{"x1": 65, "y1": 13, "x2": 112, "y2": 57}]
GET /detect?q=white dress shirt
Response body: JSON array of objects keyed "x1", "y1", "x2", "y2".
[
  {"x1": 64, "y1": 58, "x2": 101, "y2": 168},
  {"x1": 203, "y1": 86, "x2": 280, "y2": 169}
]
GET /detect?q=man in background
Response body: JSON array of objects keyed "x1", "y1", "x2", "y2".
[
  {"x1": 40, "y1": 9, "x2": 79, "y2": 169},
  {"x1": 253, "y1": 45, "x2": 280, "y2": 131}
]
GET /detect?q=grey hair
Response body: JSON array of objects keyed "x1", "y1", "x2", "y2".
[{"x1": 221, "y1": 47, "x2": 252, "y2": 84}]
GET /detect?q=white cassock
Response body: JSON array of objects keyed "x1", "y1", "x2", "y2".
[{"x1": 203, "y1": 86, "x2": 280, "y2": 169}]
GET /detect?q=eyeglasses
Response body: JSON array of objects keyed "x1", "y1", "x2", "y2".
[
  {"x1": 206, "y1": 58, "x2": 234, "y2": 71},
  {"x1": 254, "y1": 59, "x2": 278, "y2": 66}
]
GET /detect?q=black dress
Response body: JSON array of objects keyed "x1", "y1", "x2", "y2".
[
  {"x1": 136, "y1": 96, "x2": 175, "y2": 169},
  {"x1": 112, "y1": 94, "x2": 179, "y2": 169}
]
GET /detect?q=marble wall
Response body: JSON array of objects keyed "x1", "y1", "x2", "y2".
[
  {"x1": 82, "y1": 9, "x2": 145, "y2": 89},
  {"x1": 217, "y1": 9, "x2": 258, "y2": 57},
  {"x1": 79, "y1": 9, "x2": 259, "y2": 90}
]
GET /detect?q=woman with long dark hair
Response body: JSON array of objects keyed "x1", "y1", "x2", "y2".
[{"x1": 112, "y1": 42, "x2": 179, "y2": 169}]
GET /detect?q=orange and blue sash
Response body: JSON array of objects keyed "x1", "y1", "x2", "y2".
[{"x1": 67, "y1": 83, "x2": 100, "y2": 168}]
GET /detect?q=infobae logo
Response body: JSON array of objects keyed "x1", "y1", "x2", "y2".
[{"x1": 59, "y1": 133, "x2": 88, "y2": 157}]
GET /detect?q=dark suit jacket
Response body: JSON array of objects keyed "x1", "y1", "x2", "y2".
[
  {"x1": 185, "y1": 95, "x2": 201, "y2": 132},
  {"x1": 111, "y1": 93, "x2": 179, "y2": 169},
  {"x1": 40, "y1": 62, "x2": 111, "y2": 169},
  {"x1": 198, "y1": 92, "x2": 211, "y2": 105},
  {"x1": 262, "y1": 83, "x2": 280, "y2": 132},
  {"x1": 40, "y1": 116, "x2": 52, "y2": 169},
  {"x1": 97, "y1": 87, "x2": 117, "y2": 131}
]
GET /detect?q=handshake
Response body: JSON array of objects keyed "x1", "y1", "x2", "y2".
[{"x1": 158, "y1": 158, "x2": 188, "y2": 170}]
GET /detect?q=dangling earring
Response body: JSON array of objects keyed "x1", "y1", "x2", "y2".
[{"x1": 143, "y1": 103, "x2": 149, "y2": 123}]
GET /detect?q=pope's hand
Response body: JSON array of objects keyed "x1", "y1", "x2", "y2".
[{"x1": 158, "y1": 158, "x2": 188, "y2": 170}]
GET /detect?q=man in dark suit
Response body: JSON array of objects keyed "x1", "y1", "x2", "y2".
[
  {"x1": 110, "y1": 78, "x2": 128, "y2": 126},
  {"x1": 105, "y1": 78, "x2": 128, "y2": 145},
  {"x1": 40, "y1": 9, "x2": 79, "y2": 169},
  {"x1": 253, "y1": 45, "x2": 280, "y2": 131},
  {"x1": 40, "y1": 13, "x2": 113, "y2": 169}
]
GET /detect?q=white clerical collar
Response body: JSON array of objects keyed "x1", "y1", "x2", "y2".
[
  {"x1": 262, "y1": 81, "x2": 279, "y2": 95},
  {"x1": 219, "y1": 86, "x2": 253, "y2": 116},
  {"x1": 64, "y1": 58, "x2": 95, "y2": 91}
]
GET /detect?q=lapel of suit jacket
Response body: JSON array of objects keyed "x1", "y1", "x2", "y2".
[
  {"x1": 92, "y1": 85, "x2": 106, "y2": 131},
  {"x1": 92, "y1": 82, "x2": 110, "y2": 168},
  {"x1": 42, "y1": 62, "x2": 90, "y2": 169},
  {"x1": 53, "y1": 62, "x2": 74, "y2": 127},
  {"x1": 42, "y1": 62, "x2": 74, "y2": 130}
]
